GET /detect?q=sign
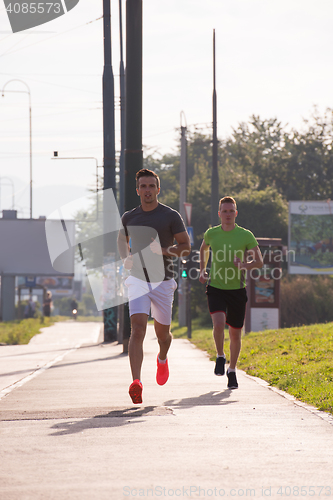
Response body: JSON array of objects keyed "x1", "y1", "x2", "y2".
[
  {"x1": 251, "y1": 308, "x2": 279, "y2": 332},
  {"x1": 187, "y1": 226, "x2": 194, "y2": 246},
  {"x1": 183, "y1": 202, "x2": 192, "y2": 226},
  {"x1": 0, "y1": 218, "x2": 75, "y2": 276},
  {"x1": 25, "y1": 276, "x2": 36, "y2": 287},
  {"x1": 289, "y1": 201, "x2": 333, "y2": 274}
]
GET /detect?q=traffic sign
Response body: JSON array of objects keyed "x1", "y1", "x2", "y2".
[
  {"x1": 187, "y1": 226, "x2": 194, "y2": 246},
  {"x1": 183, "y1": 202, "x2": 192, "y2": 226}
]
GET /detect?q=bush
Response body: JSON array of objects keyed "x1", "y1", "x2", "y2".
[
  {"x1": 15, "y1": 300, "x2": 41, "y2": 320},
  {"x1": 280, "y1": 275, "x2": 333, "y2": 327},
  {"x1": 53, "y1": 297, "x2": 73, "y2": 316},
  {"x1": 80, "y1": 293, "x2": 99, "y2": 316}
]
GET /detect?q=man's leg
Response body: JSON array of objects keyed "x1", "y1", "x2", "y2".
[
  {"x1": 228, "y1": 326, "x2": 242, "y2": 369},
  {"x1": 211, "y1": 312, "x2": 227, "y2": 375},
  {"x1": 129, "y1": 313, "x2": 148, "y2": 381},
  {"x1": 211, "y1": 312, "x2": 226, "y2": 356},
  {"x1": 154, "y1": 319, "x2": 172, "y2": 361},
  {"x1": 154, "y1": 320, "x2": 172, "y2": 385}
]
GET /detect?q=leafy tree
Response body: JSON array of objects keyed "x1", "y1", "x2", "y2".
[{"x1": 236, "y1": 187, "x2": 288, "y2": 243}]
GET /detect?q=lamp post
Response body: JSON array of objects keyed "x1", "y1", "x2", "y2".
[
  {"x1": 51, "y1": 155, "x2": 102, "y2": 199},
  {"x1": 211, "y1": 30, "x2": 219, "y2": 227},
  {"x1": 1, "y1": 79, "x2": 32, "y2": 219}
]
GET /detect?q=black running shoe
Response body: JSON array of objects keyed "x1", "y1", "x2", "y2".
[
  {"x1": 227, "y1": 370, "x2": 238, "y2": 389},
  {"x1": 214, "y1": 356, "x2": 226, "y2": 376}
]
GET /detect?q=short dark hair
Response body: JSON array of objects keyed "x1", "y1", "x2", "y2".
[
  {"x1": 219, "y1": 196, "x2": 237, "y2": 210},
  {"x1": 136, "y1": 169, "x2": 160, "y2": 189}
]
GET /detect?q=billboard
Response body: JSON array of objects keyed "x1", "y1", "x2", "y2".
[
  {"x1": 288, "y1": 201, "x2": 333, "y2": 274},
  {"x1": 0, "y1": 218, "x2": 75, "y2": 276}
]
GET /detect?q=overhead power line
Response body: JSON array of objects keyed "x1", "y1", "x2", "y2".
[{"x1": 0, "y1": 15, "x2": 103, "y2": 58}]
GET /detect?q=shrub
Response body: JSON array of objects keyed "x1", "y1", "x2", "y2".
[{"x1": 280, "y1": 275, "x2": 333, "y2": 327}]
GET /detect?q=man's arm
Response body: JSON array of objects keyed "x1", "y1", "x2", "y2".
[
  {"x1": 150, "y1": 230, "x2": 190, "y2": 257},
  {"x1": 164, "y1": 230, "x2": 191, "y2": 258},
  {"x1": 199, "y1": 239, "x2": 210, "y2": 284},
  {"x1": 117, "y1": 230, "x2": 133, "y2": 269},
  {"x1": 234, "y1": 245, "x2": 263, "y2": 271}
]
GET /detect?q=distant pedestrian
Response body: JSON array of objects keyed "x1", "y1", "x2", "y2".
[
  {"x1": 118, "y1": 168, "x2": 190, "y2": 404},
  {"x1": 199, "y1": 196, "x2": 263, "y2": 389},
  {"x1": 70, "y1": 297, "x2": 78, "y2": 311},
  {"x1": 25, "y1": 298, "x2": 36, "y2": 319},
  {"x1": 43, "y1": 291, "x2": 52, "y2": 317}
]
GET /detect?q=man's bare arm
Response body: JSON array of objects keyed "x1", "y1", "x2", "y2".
[
  {"x1": 151, "y1": 230, "x2": 191, "y2": 258},
  {"x1": 199, "y1": 239, "x2": 210, "y2": 283},
  {"x1": 117, "y1": 230, "x2": 134, "y2": 270},
  {"x1": 234, "y1": 245, "x2": 263, "y2": 271}
]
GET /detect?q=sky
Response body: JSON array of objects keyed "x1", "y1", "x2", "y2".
[{"x1": 0, "y1": 0, "x2": 333, "y2": 219}]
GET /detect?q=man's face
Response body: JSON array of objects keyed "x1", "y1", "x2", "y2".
[
  {"x1": 218, "y1": 202, "x2": 238, "y2": 225},
  {"x1": 136, "y1": 176, "x2": 160, "y2": 204}
]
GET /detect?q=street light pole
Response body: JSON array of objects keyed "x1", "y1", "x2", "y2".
[
  {"x1": 52, "y1": 155, "x2": 101, "y2": 198},
  {"x1": 211, "y1": 30, "x2": 219, "y2": 227},
  {"x1": 103, "y1": 0, "x2": 118, "y2": 342},
  {"x1": 1, "y1": 79, "x2": 32, "y2": 219},
  {"x1": 119, "y1": 0, "x2": 126, "y2": 216},
  {"x1": 121, "y1": 0, "x2": 143, "y2": 353}
]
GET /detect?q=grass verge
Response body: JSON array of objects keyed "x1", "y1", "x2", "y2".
[
  {"x1": 0, "y1": 317, "x2": 57, "y2": 345},
  {"x1": 0, "y1": 315, "x2": 103, "y2": 345},
  {"x1": 171, "y1": 320, "x2": 333, "y2": 414}
]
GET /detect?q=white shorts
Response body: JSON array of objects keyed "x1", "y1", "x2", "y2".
[{"x1": 125, "y1": 276, "x2": 177, "y2": 326}]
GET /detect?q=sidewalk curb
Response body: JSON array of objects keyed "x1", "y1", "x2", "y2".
[
  {"x1": 242, "y1": 371, "x2": 333, "y2": 426},
  {"x1": 183, "y1": 337, "x2": 333, "y2": 426}
]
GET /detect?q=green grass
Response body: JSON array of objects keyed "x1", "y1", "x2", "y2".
[
  {"x1": 171, "y1": 320, "x2": 333, "y2": 414},
  {"x1": 0, "y1": 315, "x2": 103, "y2": 345},
  {"x1": 0, "y1": 317, "x2": 57, "y2": 345}
]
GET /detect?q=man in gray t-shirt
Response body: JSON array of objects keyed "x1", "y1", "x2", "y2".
[
  {"x1": 121, "y1": 202, "x2": 186, "y2": 281},
  {"x1": 118, "y1": 169, "x2": 190, "y2": 404}
]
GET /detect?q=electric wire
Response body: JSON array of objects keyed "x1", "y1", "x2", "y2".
[{"x1": 0, "y1": 15, "x2": 103, "y2": 58}]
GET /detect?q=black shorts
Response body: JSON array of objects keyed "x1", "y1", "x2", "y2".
[{"x1": 206, "y1": 285, "x2": 248, "y2": 329}]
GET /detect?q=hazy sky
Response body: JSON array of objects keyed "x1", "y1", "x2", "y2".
[{"x1": 0, "y1": 0, "x2": 332, "y2": 217}]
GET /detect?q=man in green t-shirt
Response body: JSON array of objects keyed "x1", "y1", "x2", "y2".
[{"x1": 199, "y1": 196, "x2": 263, "y2": 389}]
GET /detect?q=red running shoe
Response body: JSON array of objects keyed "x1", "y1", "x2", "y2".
[
  {"x1": 156, "y1": 355, "x2": 169, "y2": 385},
  {"x1": 129, "y1": 379, "x2": 143, "y2": 404}
]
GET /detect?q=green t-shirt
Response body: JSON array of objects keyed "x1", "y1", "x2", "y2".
[{"x1": 204, "y1": 224, "x2": 258, "y2": 290}]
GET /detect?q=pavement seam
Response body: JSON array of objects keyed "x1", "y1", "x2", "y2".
[
  {"x1": 0, "y1": 323, "x2": 102, "y2": 401},
  {"x1": 243, "y1": 370, "x2": 333, "y2": 426},
  {"x1": 0, "y1": 343, "x2": 81, "y2": 401}
]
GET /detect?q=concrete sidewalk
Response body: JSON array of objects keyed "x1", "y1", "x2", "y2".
[{"x1": 0, "y1": 322, "x2": 333, "y2": 500}]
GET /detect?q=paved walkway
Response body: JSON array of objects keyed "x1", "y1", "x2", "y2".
[{"x1": 0, "y1": 321, "x2": 332, "y2": 500}]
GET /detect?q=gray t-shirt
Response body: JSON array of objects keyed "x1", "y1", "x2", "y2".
[{"x1": 121, "y1": 203, "x2": 186, "y2": 281}]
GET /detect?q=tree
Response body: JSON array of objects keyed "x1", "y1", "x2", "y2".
[{"x1": 236, "y1": 187, "x2": 288, "y2": 243}]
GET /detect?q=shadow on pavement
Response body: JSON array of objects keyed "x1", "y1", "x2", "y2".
[
  {"x1": 164, "y1": 390, "x2": 235, "y2": 409},
  {"x1": 49, "y1": 405, "x2": 170, "y2": 436}
]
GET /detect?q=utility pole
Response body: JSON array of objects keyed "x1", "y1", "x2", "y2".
[
  {"x1": 211, "y1": 29, "x2": 219, "y2": 227},
  {"x1": 103, "y1": 0, "x2": 118, "y2": 342},
  {"x1": 119, "y1": 0, "x2": 126, "y2": 216},
  {"x1": 122, "y1": 0, "x2": 143, "y2": 352},
  {"x1": 178, "y1": 115, "x2": 187, "y2": 327},
  {"x1": 117, "y1": 0, "x2": 126, "y2": 345},
  {"x1": 124, "y1": 0, "x2": 143, "y2": 207}
]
